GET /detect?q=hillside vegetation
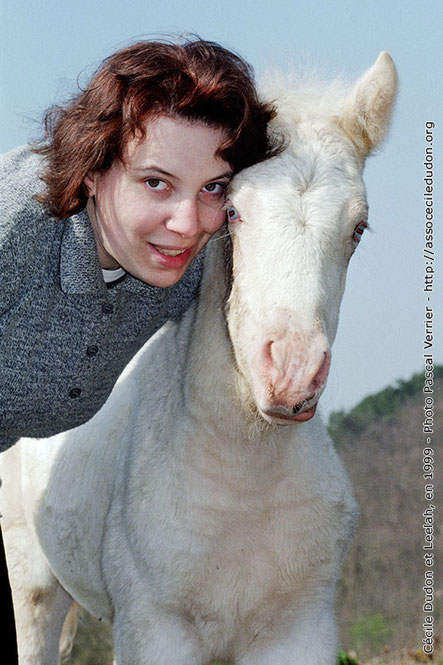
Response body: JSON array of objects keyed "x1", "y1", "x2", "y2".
[
  {"x1": 64, "y1": 367, "x2": 442, "y2": 664},
  {"x1": 334, "y1": 366, "x2": 442, "y2": 659},
  {"x1": 328, "y1": 365, "x2": 443, "y2": 443}
]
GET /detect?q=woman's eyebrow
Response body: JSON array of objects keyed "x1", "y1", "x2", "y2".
[
  {"x1": 129, "y1": 165, "x2": 175, "y2": 178},
  {"x1": 213, "y1": 171, "x2": 233, "y2": 181},
  {"x1": 129, "y1": 165, "x2": 233, "y2": 181}
]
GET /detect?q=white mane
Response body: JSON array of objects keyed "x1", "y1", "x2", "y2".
[
  {"x1": 260, "y1": 69, "x2": 351, "y2": 128},
  {"x1": 260, "y1": 52, "x2": 397, "y2": 156}
]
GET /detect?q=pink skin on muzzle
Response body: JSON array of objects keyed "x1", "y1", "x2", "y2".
[{"x1": 255, "y1": 333, "x2": 332, "y2": 423}]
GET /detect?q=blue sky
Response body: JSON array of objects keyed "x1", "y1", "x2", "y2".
[{"x1": 1, "y1": 0, "x2": 441, "y2": 417}]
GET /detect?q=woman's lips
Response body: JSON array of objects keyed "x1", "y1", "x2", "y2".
[{"x1": 147, "y1": 242, "x2": 194, "y2": 269}]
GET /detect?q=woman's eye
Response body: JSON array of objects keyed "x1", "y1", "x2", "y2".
[
  {"x1": 146, "y1": 178, "x2": 168, "y2": 191},
  {"x1": 202, "y1": 182, "x2": 225, "y2": 195},
  {"x1": 352, "y1": 220, "x2": 368, "y2": 244},
  {"x1": 227, "y1": 206, "x2": 241, "y2": 222}
]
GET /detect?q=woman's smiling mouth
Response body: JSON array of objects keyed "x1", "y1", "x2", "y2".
[{"x1": 148, "y1": 242, "x2": 194, "y2": 268}]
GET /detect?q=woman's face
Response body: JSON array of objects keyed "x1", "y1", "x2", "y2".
[{"x1": 84, "y1": 116, "x2": 232, "y2": 287}]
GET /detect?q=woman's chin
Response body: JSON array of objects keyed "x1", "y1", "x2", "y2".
[{"x1": 128, "y1": 262, "x2": 188, "y2": 288}]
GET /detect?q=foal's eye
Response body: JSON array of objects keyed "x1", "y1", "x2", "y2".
[
  {"x1": 352, "y1": 221, "x2": 368, "y2": 244},
  {"x1": 226, "y1": 206, "x2": 242, "y2": 222}
]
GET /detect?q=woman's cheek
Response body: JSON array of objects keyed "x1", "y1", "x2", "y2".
[{"x1": 206, "y1": 207, "x2": 227, "y2": 233}]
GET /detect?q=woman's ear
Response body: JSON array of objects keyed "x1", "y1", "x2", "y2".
[{"x1": 84, "y1": 173, "x2": 97, "y2": 197}]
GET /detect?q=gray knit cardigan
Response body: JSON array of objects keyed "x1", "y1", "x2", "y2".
[{"x1": 0, "y1": 146, "x2": 203, "y2": 451}]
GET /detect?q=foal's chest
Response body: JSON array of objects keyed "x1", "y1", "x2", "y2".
[
  {"x1": 124, "y1": 432, "x2": 348, "y2": 653},
  {"x1": 150, "y1": 450, "x2": 339, "y2": 621},
  {"x1": 161, "y1": 480, "x2": 338, "y2": 657}
]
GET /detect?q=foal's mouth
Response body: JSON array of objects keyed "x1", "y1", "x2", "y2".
[{"x1": 259, "y1": 400, "x2": 318, "y2": 425}]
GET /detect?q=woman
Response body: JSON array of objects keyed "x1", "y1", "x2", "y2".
[{"x1": 0, "y1": 37, "x2": 278, "y2": 452}]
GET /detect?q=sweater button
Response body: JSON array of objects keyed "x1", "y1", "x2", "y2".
[
  {"x1": 69, "y1": 387, "x2": 82, "y2": 399},
  {"x1": 102, "y1": 303, "x2": 114, "y2": 314},
  {"x1": 86, "y1": 345, "x2": 99, "y2": 357}
]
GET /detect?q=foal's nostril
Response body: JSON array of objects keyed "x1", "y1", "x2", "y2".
[
  {"x1": 263, "y1": 340, "x2": 275, "y2": 369},
  {"x1": 308, "y1": 352, "x2": 331, "y2": 392}
]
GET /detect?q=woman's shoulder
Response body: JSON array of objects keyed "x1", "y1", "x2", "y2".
[
  {"x1": 0, "y1": 144, "x2": 47, "y2": 206},
  {"x1": 0, "y1": 144, "x2": 54, "y2": 247},
  {"x1": 0, "y1": 145, "x2": 61, "y2": 313}
]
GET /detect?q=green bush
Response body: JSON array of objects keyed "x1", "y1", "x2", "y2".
[
  {"x1": 349, "y1": 613, "x2": 392, "y2": 656},
  {"x1": 336, "y1": 651, "x2": 359, "y2": 665}
]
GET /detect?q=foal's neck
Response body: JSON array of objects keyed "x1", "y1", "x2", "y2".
[
  {"x1": 186, "y1": 238, "x2": 234, "y2": 385},
  {"x1": 182, "y1": 239, "x2": 279, "y2": 448}
]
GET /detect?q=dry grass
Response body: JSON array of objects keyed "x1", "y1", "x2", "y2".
[{"x1": 358, "y1": 635, "x2": 442, "y2": 665}]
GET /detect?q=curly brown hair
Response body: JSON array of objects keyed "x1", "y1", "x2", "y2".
[{"x1": 34, "y1": 37, "x2": 280, "y2": 220}]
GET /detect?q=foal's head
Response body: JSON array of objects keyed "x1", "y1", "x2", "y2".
[{"x1": 226, "y1": 52, "x2": 397, "y2": 424}]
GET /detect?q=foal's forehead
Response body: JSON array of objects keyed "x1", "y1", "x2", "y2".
[
  {"x1": 229, "y1": 126, "x2": 368, "y2": 234},
  {"x1": 289, "y1": 124, "x2": 364, "y2": 183},
  {"x1": 235, "y1": 119, "x2": 363, "y2": 189},
  {"x1": 232, "y1": 137, "x2": 365, "y2": 205}
]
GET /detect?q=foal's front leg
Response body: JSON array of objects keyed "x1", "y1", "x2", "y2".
[
  {"x1": 112, "y1": 605, "x2": 208, "y2": 665},
  {"x1": 2, "y1": 521, "x2": 74, "y2": 665},
  {"x1": 237, "y1": 599, "x2": 338, "y2": 665}
]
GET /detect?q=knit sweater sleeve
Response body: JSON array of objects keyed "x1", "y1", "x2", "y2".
[{"x1": 0, "y1": 146, "x2": 50, "y2": 315}]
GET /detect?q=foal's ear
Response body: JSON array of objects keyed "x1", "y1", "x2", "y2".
[{"x1": 338, "y1": 51, "x2": 398, "y2": 158}]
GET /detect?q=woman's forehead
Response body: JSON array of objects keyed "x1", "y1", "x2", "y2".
[{"x1": 124, "y1": 115, "x2": 232, "y2": 178}]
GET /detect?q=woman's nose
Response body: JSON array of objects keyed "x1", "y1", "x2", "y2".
[{"x1": 165, "y1": 199, "x2": 200, "y2": 238}]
